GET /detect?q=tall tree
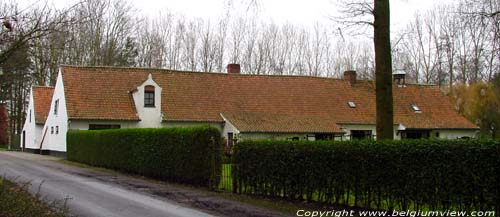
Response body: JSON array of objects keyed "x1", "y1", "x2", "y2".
[{"x1": 374, "y1": 0, "x2": 394, "y2": 139}]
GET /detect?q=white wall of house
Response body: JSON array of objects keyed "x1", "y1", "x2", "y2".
[
  {"x1": 21, "y1": 88, "x2": 39, "y2": 150},
  {"x1": 430, "y1": 129, "x2": 477, "y2": 139},
  {"x1": 41, "y1": 70, "x2": 69, "y2": 152},
  {"x1": 219, "y1": 116, "x2": 239, "y2": 141},
  {"x1": 132, "y1": 74, "x2": 162, "y2": 128},
  {"x1": 339, "y1": 124, "x2": 392, "y2": 140},
  {"x1": 239, "y1": 132, "x2": 316, "y2": 141}
]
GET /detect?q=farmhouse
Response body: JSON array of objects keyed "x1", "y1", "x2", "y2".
[
  {"x1": 21, "y1": 65, "x2": 478, "y2": 155},
  {"x1": 21, "y1": 86, "x2": 54, "y2": 152}
]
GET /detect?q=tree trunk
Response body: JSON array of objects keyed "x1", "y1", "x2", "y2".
[{"x1": 374, "y1": 0, "x2": 394, "y2": 140}]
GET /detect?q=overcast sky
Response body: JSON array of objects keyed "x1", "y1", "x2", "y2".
[{"x1": 20, "y1": 0, "x2": 454, "y2": 32}]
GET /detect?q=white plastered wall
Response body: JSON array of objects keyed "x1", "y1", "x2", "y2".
[
  {"x1": 429, "y1": 129, "x2": 477, "y2": 139},
  {"x1": 239, "y1": 133, "x2": 316, "y2": 141},
  {"x1": 41, "y1": 69, "x2": 69, "y2": 152},
  {"x1": 20, "y1": 88, "x2": 39, "y2": 149},
  {"x1": 132, "y1": 74, "x2": 162, "y2": 128}
]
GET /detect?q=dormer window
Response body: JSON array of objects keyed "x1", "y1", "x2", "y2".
[
  {"x1": 348, "y1": 101, "x2": 356, "y2": 108},
  {"x1": 411, "y1": 104, "x2": 421, "y2": 113},
  {"x1": 144, "y1": 85, "x2": 155, "y2": 107}
]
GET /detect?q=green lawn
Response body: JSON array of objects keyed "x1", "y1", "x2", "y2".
[{"x1": 218, "y1": 164, "x2": 233, "y2": 191}]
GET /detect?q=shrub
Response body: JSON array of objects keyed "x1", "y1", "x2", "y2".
[
  {"x1": 233, "y1": 139, "x2": 500, "y2": 211},
  {"x1": 67, "y1": 126, "x2": 222, "y2": 187}
]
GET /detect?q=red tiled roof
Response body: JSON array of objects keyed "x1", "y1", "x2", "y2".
[
  {"x1": 33, "y1": 86, "x2": 54, "y2": 124},
  {"x1": 222, "y1": 112, "x2": 343, "y2": 133},
  {"x1": 60, "y1": 65, "x2": 478, "y2": 131}
]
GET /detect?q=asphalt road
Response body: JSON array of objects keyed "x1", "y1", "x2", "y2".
[{"x1": 0, "y1": 151, "x2": 215, "y2": 217}]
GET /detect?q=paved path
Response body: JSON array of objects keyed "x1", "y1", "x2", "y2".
[{"x1": 0, "y1": 151, "x2": 215, "y2": 217}]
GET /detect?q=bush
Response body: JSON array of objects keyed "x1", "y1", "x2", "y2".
[
  {"x1": 233, "y1": 139, "x2": 500, "y2": 211},
  {"x1": 67, "y1": 126, "x2": 222, "y2": 187}
]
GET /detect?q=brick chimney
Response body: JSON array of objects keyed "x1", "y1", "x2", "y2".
[
  {"x1": 393, "y1": 69, "x2": 406, "y2": 86},
  {"x1": 344, "y1": 70, "x2": 357, "y2": 85},
  {"x1": 227, "y1": 64, "x2": 241, "y2": 74}
]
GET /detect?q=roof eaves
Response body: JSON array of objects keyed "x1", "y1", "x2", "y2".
[
  {"x1": 68, "y1": 117, "x2": 141, "y2": 121},
  {"x1": 162, "y1": 119, "x2": 224, "y2": 124},
  {"x1": 404, "y1": 127, "x2": 480, "y2": 130},
  {"x1": 240, "y1": 130, "x2": 345, "y2": 134}
]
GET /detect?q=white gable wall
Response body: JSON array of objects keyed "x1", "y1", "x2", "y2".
[
  {"x1": 132, "y1": 74, "x2": 163, "y2": 128},
  {"x1": 41, "y1": 69, "x2": 69, "y2": 152},
  {"x1": 220, "y1": 115, "x2": 240, "y2": 142},
  {"x1": 21, "y1": 88, "x2": 38, "y2": 150}
]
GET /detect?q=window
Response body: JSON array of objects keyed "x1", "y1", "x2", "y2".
[
  {"x1": 315, "y1": 133, "x2": 335, "y2": 140},
  {"x1": 290, "y1": 137, "x2": 300, "y2": 141},
  {"x1": 401, "y1": 130, "x2": 430, "y2": 139},
  {"x1": 54, "y1": 99, "x2": 59, "y2": 115},
  {"x1": 51, "y1": 126, "x2": 54, "y2": 134},
  {"x1": 89, "y1": 124, "x2": 121, "y2": 130},
  {"x1": 350, "y1": 130, "x2": 373, "y2": 140},
  {"x1": 411, "y1": 104, "x2": 421, "y2": 113},
  {"x1": 347, "y1": 101, "x2": 356, "y2": 108},
  {"x1": 29, "y1": 109, "x2": 32, "y2": 123},
  {"x1": 144, "y1": 85, "x2": 155, "y2": 107},
  {"x1": 56, "y1": 126, "x2": 59, "y2": 134}
]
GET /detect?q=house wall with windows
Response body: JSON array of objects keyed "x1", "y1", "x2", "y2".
[
  {"x1": 429, "y1": 129, "x2": 477, "y2": 139},
  {"x1": 238, "y1": 132, "x2": 316, "y2": 141},
  {"x1": 338, "y1": 124, "x2": 397, "y2": 140},
  {"x1": 41, "y1": 70, "x2": 69, "y2": 153}
]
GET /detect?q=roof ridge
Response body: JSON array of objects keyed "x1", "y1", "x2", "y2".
[
  {"x1": 60, "y1": 65, "x2": 366, "y2": 82},
  {"x1": 32, "y1": 86, "x2": 55, "y2": 89}
]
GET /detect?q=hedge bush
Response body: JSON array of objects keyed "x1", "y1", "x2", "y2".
[
  {"x1": 233, "y1": 139, "x2": 500, "y2": 211},
  {"x1": 67, "y1": 126, "x2": 222, "y2": 187}
]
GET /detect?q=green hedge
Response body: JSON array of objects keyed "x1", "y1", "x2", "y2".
[
  {"x1": 233, "y1": 139, "x2": 500, "y2": 211},
  {"x1": 67, "y1": 126, "x2": 222, "y2": 187}
]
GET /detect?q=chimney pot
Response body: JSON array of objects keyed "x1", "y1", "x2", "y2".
[
  {"x1": 344, "y1": 70, "x2": 357, "y2": 85},
  {"x1": 227, "y1": 64, "x2": 241, "y2": 74}
]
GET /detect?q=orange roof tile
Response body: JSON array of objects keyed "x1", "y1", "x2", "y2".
[
  {"x1": 222, "y1": 112, "x2": 343, "y2": 133},
  {"x1": 60, "y1": 65, "x2": 478, "y2": 131},
  {"x1": 33, "y1": 86, "x2": 54, "y2": 124}
]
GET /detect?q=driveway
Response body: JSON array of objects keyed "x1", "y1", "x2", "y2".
[{"x1": 0, "y1": 151, "x2": 289, "y2": 217}]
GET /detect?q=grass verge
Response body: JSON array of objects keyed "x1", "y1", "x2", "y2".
[
  {"x1": 0, "y1": 178, "x2": 68, "y2": 217},
  {"x1": 59, "y1": 159, "x2": 118, "y2": 175}
]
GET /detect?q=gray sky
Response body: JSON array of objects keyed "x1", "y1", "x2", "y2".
[{"x1": 20, "y1": 0, "x2": 454, "y2": 32}]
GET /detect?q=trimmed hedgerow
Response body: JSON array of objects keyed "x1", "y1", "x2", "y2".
[
  {"x1": 67, "y1": 126, "x2": 222, "y2": 187},
  {"x1": 233, "y1": 139, "x2": 500, "y2": 211}
]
